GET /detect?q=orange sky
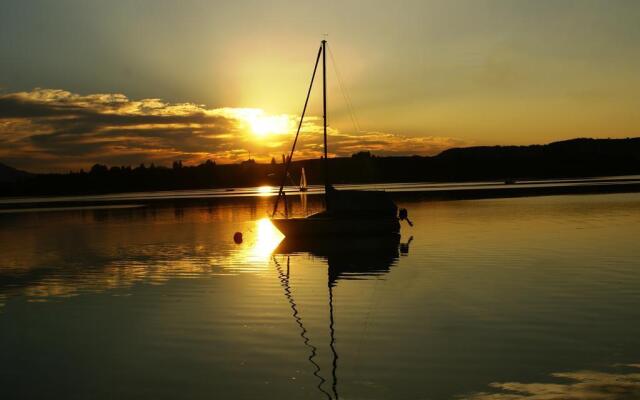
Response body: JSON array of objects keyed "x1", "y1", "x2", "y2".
[{"x1": 1, "y1": 0, "x2": 639, "y2": 172}]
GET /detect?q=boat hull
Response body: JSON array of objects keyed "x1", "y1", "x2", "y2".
[{"x1": 271, "y1": 215, "x2": 400, "y2": 237}]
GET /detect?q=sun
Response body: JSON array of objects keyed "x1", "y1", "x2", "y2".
[
  {"x1": 222, "y1": 108, "x2": 293, "y2": 137},
  {"x1": 249, "y1": 114, "x2": 290, "y2": 137}
]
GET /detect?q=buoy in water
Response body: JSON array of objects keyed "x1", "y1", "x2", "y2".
[{"x1": 233, "y1": 232, "x2": 243, "y2": 244}]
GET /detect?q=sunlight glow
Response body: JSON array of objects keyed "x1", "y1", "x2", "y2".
[
  {"x1": 207, "y1": 218, "x2": 283, "y2": 272},
  {"x1": 257, "y1": 185, "x2": 273, "y2": 196},
  {"x1": 222, "y1": 108, "x2": 292, "y2": 137},
  {"x1": 250, "y1": 218, "x2": 284, "y2": 260},
  {"x1": 250, "y1": 114, "x2": 290, "y2": 136}
]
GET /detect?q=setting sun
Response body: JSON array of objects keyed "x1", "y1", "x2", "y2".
[
  {"x1": 219, "y1": 108, "x2": 293, "y2": 138},
  {"x1": 249, "y1": 114, "x2": 290, "y2": 137},
  {"x1": 249, "y1": 115, "x2": 289, "y2": 136},
  {"x1": 4, "y1": 1, "x2": 640, "y2": 399},
  {"x1": 226, "y1": 109, "x2": 292, "y2": 137}
]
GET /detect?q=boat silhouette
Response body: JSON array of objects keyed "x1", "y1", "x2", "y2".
[{"x1": 270, "y1": 40, "x2": 409, "y2": 237}]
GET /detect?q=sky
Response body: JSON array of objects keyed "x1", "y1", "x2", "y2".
[{"x1": 1, "y1": 0, "x2": 639, "y2": 172}]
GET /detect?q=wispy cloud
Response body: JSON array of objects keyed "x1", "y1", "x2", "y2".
[{"x1": 0, "y1": 88, "x2": 465, "y2": 172}]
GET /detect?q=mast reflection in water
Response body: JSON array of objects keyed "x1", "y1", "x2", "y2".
[
  {"x1": 273, "y1": 234, "x2": 411, "y2": 399},
  {"x1": 5, "y1": 193, "x2": 640, "y2": 399}
]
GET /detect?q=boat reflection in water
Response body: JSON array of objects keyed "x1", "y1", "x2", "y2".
[
  {"x1": 275, "y1": 234, "x2": 405, "y2": 286},
  {"x1": 272, "y1": 233, "x2": 411, "y2": 399}
]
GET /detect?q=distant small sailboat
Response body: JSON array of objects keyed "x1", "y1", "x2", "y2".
[
  {"x1": 299, "y1": 168, "x2": 308, "y2": 192},
  {"x1": 271, "y1": 40, "x2": 410, "y2": 237}
]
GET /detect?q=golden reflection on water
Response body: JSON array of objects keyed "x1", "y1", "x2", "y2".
[
  {"x1": 250, "y1": 218, "x2": 284, "y2": 260},
  {"x1": 0, "y1": 213, "x2": 285, "y2": 306},
  {"x1": 257, "y1": 185, "x2": 274, "y2": 196},
  {"x1": 200, "y1": 218, "x2": 284, "y2": 275},
  {"x1": 465, "y1": 364, "x2": 640, "y2": 400}
]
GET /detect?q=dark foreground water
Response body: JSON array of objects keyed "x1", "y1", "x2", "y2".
[{"x1": 2, "y1": 192, "x2": 640, "y2": 399}]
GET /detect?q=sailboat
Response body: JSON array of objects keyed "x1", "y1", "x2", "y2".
[
  {"x1": 271, "y1": 40, "x2": 408, "y2": 237},
  {"x1": 299, "y1": 167, "x2": 308, "y2": 192}
]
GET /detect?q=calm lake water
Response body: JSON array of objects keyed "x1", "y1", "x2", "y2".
[{"x1": 2, "y1": 192, "x2": 640, "y2": 399}]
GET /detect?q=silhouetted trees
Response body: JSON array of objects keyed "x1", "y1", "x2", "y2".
[{"x1": 2, "y1": 138, "x2": 640, "y2": 196}]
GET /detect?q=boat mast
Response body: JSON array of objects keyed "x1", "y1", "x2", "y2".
[{"x1": 322, "y1": 40, "x2": 330, "y2": 197}]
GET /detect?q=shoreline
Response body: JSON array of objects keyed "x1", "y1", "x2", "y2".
[{"x1": 2, "y1": 176, "x2": 640, "y2": 211}]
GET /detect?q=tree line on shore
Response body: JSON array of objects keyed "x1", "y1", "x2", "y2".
[{"x1": 2, "y1": 138, "x2": 640, "y2": 196}]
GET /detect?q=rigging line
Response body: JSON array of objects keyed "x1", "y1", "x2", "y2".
[
  {"x1": 327, "y1": 44, "x2": 362, "y2": 135},
  {"x1": 327, "y1": 44, "x2": 359, "y2": 132},
  {"x1": 273, "y1": 256, "x2": 332, "y2": 400},
  {"x1": 322, "y1": 40, "x2": 329, "y2": 194},
  {"x1": 272, "y1": 44, "x2": 323, "y2": 217}
]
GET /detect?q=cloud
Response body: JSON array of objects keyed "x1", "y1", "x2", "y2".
[
  {"x1": 0, "y1": 88, "x2": 465, "y2": 172},
  {"x1": 463, "y1": 364, "x2": 640, "y2": 400}
]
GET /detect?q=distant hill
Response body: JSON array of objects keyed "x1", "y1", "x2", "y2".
[
  {"x1": 1, "y1": 137, "x2": 640, "y2": 196},
  {"x1": 430, "y1": 137, "x2": 640, "y2": 181},
  {"x1": 0, "y1": 162, "x2": 32, "y2": 183}
]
